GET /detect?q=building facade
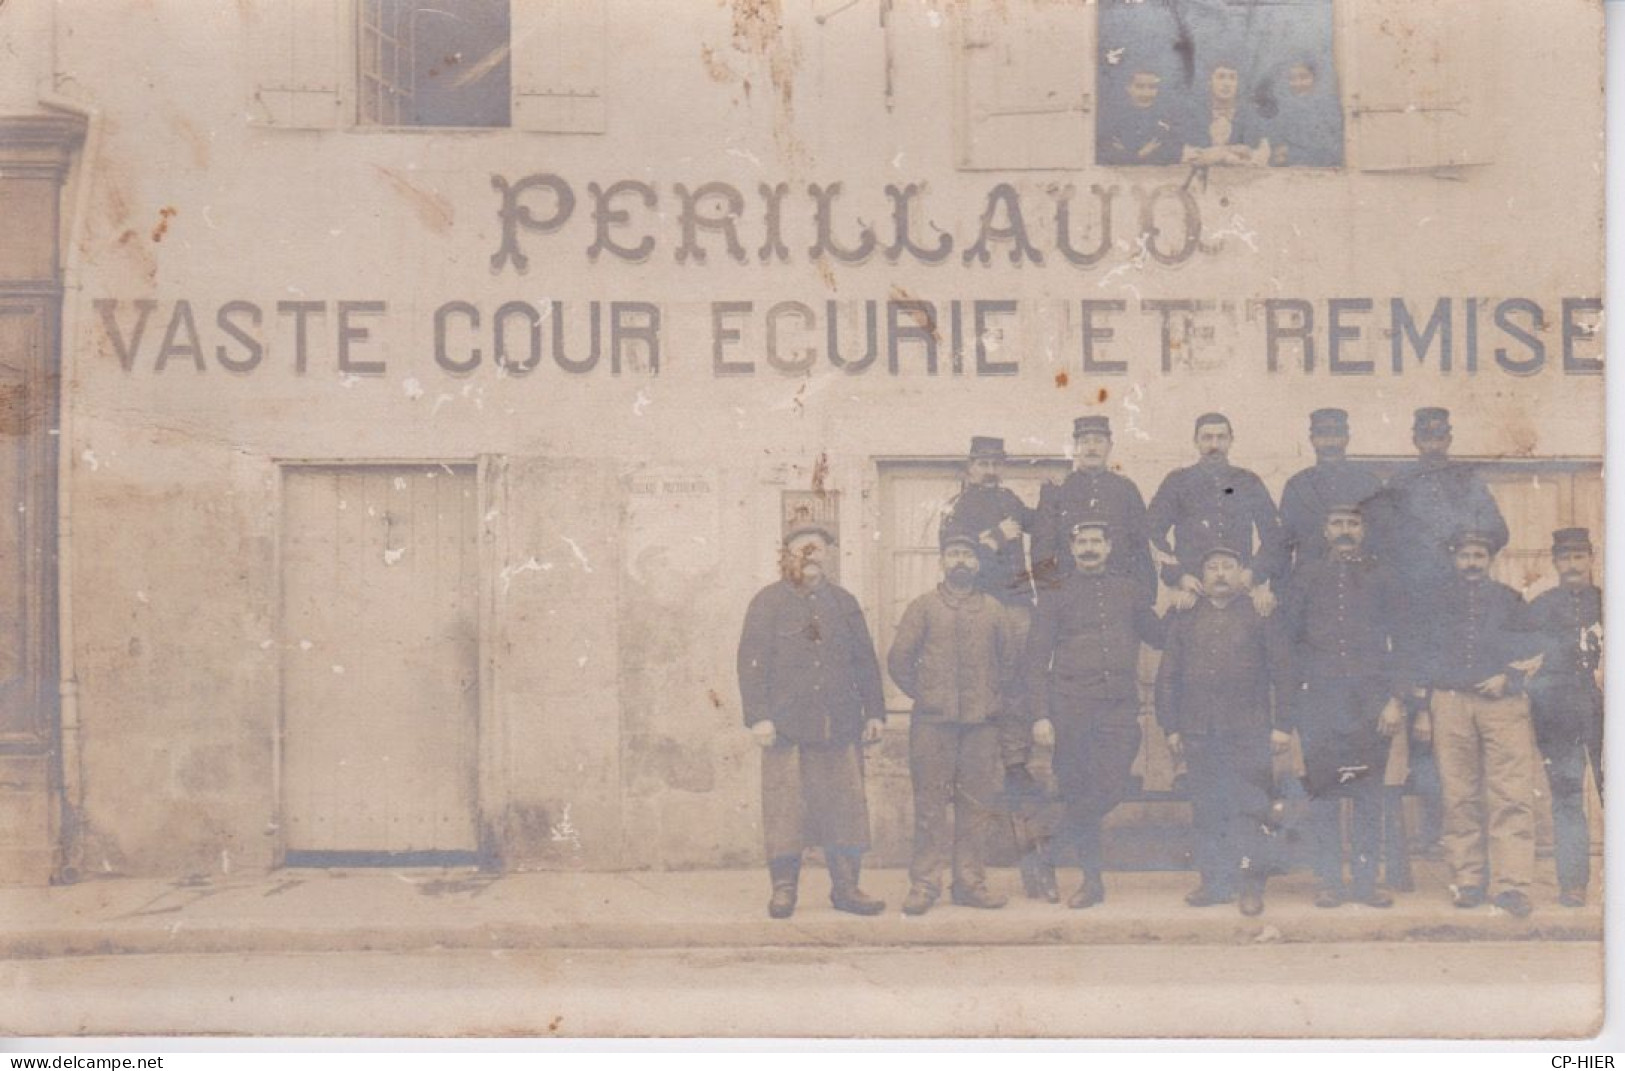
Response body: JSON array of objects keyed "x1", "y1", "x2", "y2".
[{"x1": 0, "y1": 0, "x2": 1603, "y2": 881}]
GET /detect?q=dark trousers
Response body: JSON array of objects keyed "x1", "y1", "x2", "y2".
[
  {"x1": 993, "y1": 602, "x2": 1034, "y2": 768},
  {"x1": 1535, "y1": 689, "x2": 1604, "y2": 892},
  {"x1": 761, "y1": 742, "x2": 871, "y2": 861},
  {"x1": 908, "y1": 719, "x2": 1000, "y2": 894},
  {"x1": 1049, "y1": 699, "x2": 1142, "y2": 878},
  {"x1": 1383, "y1": 740, "x2": 1442, "y2": 887},
  {"x1": 1184, "y1": 731, "x2": 1274, "y2": 893},
  {"x1": 1299, "y1": 678, "x2": 1389, "y2": 894}
]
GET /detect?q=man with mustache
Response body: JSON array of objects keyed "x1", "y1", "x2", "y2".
[
  {"x1": 1408, "y1": 530, "x2": 1540, "y2": 916},
  {"x1": 1032, "y1": 416, "x2": 1154, "y2": 602},
  {"x1": 1527, "y1": 528, "x2": 1604, "y2": 907},
  {"x1": 1156, "y1": 545, "x2": 1294, "y2": 916},
  {"x1": 938, "y1": 436, "x2": 1038, "y2": 784},
  {"x1": 1282, "y1": 503, "x2": 1407, "y2": 908},
  {"x1": 1278, "y1": 409, "x2": 1383, "y2": 582},
  {"x1": 1147, "y1": 412, "x2": 1285, "y2": 616},
  {"x1": 1024, "y1": 518, "x2": 1166, "y2": 908},
  {"x1": 1368, "y1": 407, "x2": 1501, "y2": 882},
  {"x1": 888, "y1": 530, "x2": 1021, "y2": 914},
  {"x1": 738, "y1": 522, "x2": 887, "y2": 919}
]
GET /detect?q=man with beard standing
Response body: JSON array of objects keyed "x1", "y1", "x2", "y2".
[
  {"x1": 1408, "y1": 530, "x2": 1540, "y2": 916},
  {"x1": 1025, "y1": 518, "x2": 1166, "y2": 908},
  {"x1": 1527, "y1": 528, "x2": 1604, "y2": 906},
  {"x1": 1156, "y1": 546, "x2": 1294, "y2": 916},
  {"x1": 1031, "y1": 416, "x2": 1154, "y2": 602},
  {"x1": 888, "y1": 531, "x2": 1017, "y2": 915},
  {"x1": 738, "y1": 523, "x2": 887, "y2": 919},
  {"x1": 1283, "y1": 503, "x2": 1406, "y2": 908},
  {"x1": 1147, "y1": 412, "x2": 1285, "y2": 615},
  {"x1": 938, "y1": 436, "x2": 1037, "y2": 781},
  {"x1": 1278, "y1": 409, "x2": 1384, "y2": 582}
]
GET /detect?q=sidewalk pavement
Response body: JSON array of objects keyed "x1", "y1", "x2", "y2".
[{"x1": 0, "y1": 862, "x2": 1600, "y2": 959}]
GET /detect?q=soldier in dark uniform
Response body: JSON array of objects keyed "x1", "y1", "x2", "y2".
[
  {"x1": 1407, "y1": 530, "x2": 1540, "y2": 916},
  {"x1": 1156, "y1": 545, "x2": 1294, "y2": 917},
  {"x1": 1147, "y1": 412, "x2": 1286, "y2": 613},
  {"x1": 1031, "y1": 415, "x2": 1154, "y2": 601},
  {"x1": 738, "y1": 523, "x2": 887, "y2": 919},
  {"x1": 1371, "y1": 407, "x2": 1509, "y2": 881},
  {"x1": 941, "y1": 436, "x2": 1036, "y2": 609},
  {"x1": 1025, "y1": 518, "x2": 1166, "y2": 908},
  {"x1": 1527, "y1": 528, "x2": 1603, "y2": 907},
  {"x1": 888, "y1": 531, "x2": 1017, "y2": 915},
  {"x1": 1283, "y1": 503, "x2": 1407, "y2": 909},
  {"x1": 939, "y1": 436, "x2": 1037, "y2": 782},
  {"x1": 1374, "y1": 407, "x2": 1510, "y2": 592},
  {"x1": 1278, "y1": 409, "x2": 1384, "y2": 582}
]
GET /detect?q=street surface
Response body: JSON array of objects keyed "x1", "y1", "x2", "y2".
[{"x1": 1, "y1": 941, "x2": 1601, "y2": 1039}]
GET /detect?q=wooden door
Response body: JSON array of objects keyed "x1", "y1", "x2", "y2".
[{"x1": 280, "y1": 465, "x2": 480, "y2": 861}]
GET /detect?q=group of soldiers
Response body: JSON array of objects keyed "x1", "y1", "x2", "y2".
[{"x1": 736, "y1": 407, "x2": 1603, "y2": 920}]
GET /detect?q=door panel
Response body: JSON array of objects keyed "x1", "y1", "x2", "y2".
[{"x1": 281, "y1": 465, "x2": 479, "y2": 854}]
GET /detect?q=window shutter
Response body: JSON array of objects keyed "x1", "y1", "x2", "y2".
[
  {"x1": 511, "y1": 0, "x2": 608, "y2": 134},
  {"x1": 1345, "y1": 0, "x2": 1494, "y2": 170},
  {"x1": 249, "y1": 0, "x2": 345, "y2": 130},
  {"x1": 955, "y1": 5, "x2": 1092, "y2": 171}
]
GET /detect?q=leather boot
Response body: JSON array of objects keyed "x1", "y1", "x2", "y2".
[
  {"x1": 767, "y1": 855, "x2": 801, "y2": 919},
  {"x1": 827, "y1": 851, "x2": 885, "y2": 915}
]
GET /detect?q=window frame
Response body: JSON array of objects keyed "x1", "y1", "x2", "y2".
[{"x1": 350, "y1": 0, "x2": 516, "y2": 133}]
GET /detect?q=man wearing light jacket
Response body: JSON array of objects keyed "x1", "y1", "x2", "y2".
[{"x1": 888, "y1": 530, "x2": 1020, "y2": 915}]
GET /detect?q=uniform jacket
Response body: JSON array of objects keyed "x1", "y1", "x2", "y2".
[
  {"x1": 939, "y1": 482, "x2": 1035, "y2": 606},
  {"x1": 1282, "y1": 553, "x2": 1408, "y2": 694},
  {"x1": 1030, "y1": 468, "x2": 1155, "y2": 600},
  {"x1": 1025, "y1": 570, "x2": 1165, "y2": 717},
  {"x1": 1370, "y1": 459, "x2": 1509, "y2": 589},
  {"x1": 886, "y1": 584, "x2": 1018, "y2": 724},
  {"x1": 1147, "y1": 461, "x2": 1285, "y2": 586},
  {"x1": 1527, "y1": 584, "x2": 1603, "y2": 725},
  {"x1": 1406, "y1": 575, "x2": 1537, "y2": 692},
  {"x1": 1155, "y1": 597, "x2": 1294, "y2": 736},
  {"x1": 737, "y1": 579, "x2": 886, "y2": 746},
  {"x1": 1277, "y1": 460, "x2": 1384, "y2": 579}
]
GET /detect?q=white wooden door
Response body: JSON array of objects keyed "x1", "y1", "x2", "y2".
[{"x1": 281, "y1": 465, "x2": 480, "y2": 856}]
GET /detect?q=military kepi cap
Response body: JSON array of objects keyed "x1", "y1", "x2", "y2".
[
  {"x1": 941, "y1": 530, "x2": 980, "y2": 553},
  {"x1": 968, "y1": 435, "x2": 1006, "y2": 458},
  {"x1": 1199, "y1": 544, "x2": 1247, "y2": 566},
  {"x1": 1069, "y1": 516, "x2": 1112, "y2": 538},
  {"x1": 1309, "y1": 408, "x2": 1349, "y2": 432},
  {"x1": 1449, "y1": 529, "x2": 1495, "y2": 552},
  {"x1": 1414, "y1": 407, "x2": 1452, "y2": 434},
  {"x1": 784, "y1": 521, "x2": 837, "y2": 546},
  {"x1": 1325, "y1": 501, "x2": 1364, "y2": 517},
  {"x1": 1073, "y1": 415, "x2": 1112, "y2": 438},
  {"x1": 1552, "y1": 527, "x2": 1594, "y2": 553}
]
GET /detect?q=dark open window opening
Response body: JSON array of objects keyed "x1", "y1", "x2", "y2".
[{"x1": 358, "y1": 0, "x2": 512, "y2": 128}]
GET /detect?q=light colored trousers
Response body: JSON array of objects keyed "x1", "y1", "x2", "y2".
[{"x1": 1430, "y1": 689, "x2": 1536, "y2": 896}]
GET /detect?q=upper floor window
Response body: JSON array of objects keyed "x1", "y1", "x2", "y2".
[
  {"x1": 357, "y1": 0, "x2": 512, "y2": 128},
  {"x1": 1096, "y1": 0, "x2": 1343, "y2": 169},
  {"x1": 953, "y1": 0, "x2": 1492, "y2": 173},
  {"x1": 252, "y1": 0, "x2": 606, "y2": 134}
]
